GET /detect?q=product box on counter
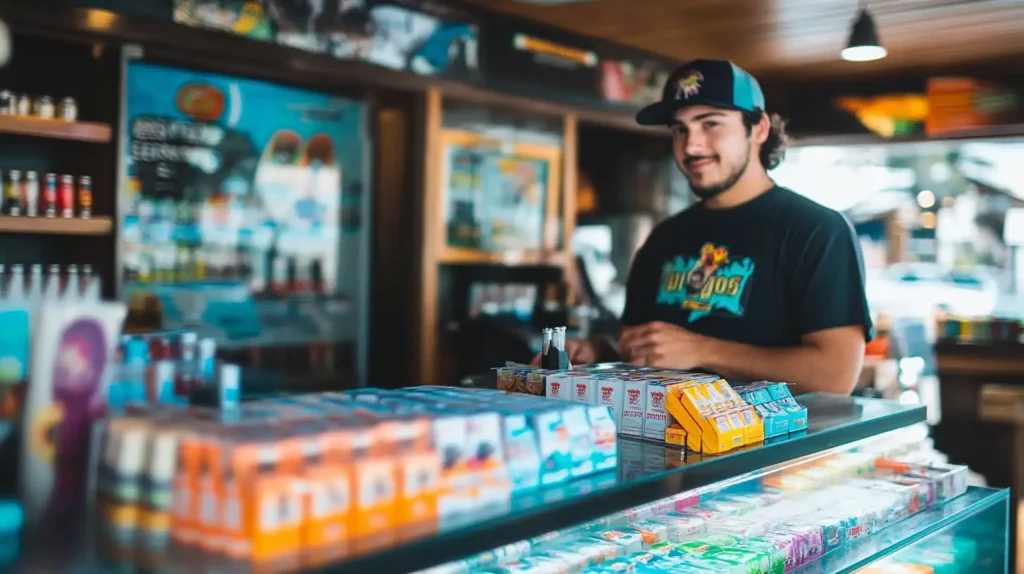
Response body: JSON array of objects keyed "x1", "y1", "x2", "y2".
[
  {"x1": 96, "y1": 384, "x2": 620, "y2": 564},
  {"x1": 733, "y1": 381, "x2": 808, "y2": 437}
]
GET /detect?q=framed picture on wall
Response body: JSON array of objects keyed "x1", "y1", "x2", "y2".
[{"x1": 438, "y1": 128, "x2": 562, "y2": 260}]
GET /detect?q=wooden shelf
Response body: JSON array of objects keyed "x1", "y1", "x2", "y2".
[
  {"x1": 0, "y1": 115, "x2": 112, "y2": 143},
  {"x1": 439, "y1": 247, "x2": 571, "y2": 267},
  {"x1": 0, "y1": 215, "x2": 113, "y2": 236}
]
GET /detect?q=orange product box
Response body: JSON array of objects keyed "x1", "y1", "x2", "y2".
[
  {"x1": 396, "y1": 450, "x2": 442, "y2": 527},
  {"x1": 196, "y1": 436, "x2": 228, "y2": 553},
  {"x1": 218, "y1": 438, "x2": 274, "y2": 560},
  {"x1": 247, "y1": 474, "x2": 304, "y2": 563},
  {"x1": 170, "y1": 434, "x2": 206, "y2": 544},
  {"x1": 350, "y1": 455, "x2": 398, "y2": 551},
  {"x1": 301, "y1": 463, "x2": 352, "y2": 553}
]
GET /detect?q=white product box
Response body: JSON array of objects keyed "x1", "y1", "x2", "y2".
[
  {"x1": 643, "y1": 381, "x2": 671, "y2": 442},
  {"x1": 595, "y1": 377, "x2": 625, "y2": 431},
  {"x1": 572, "y1": 376, "x2": 598, "y2": 405},
  {"x1": 545, "y1": 372, "x2": 573, "y2": 401},
  {"x1": 620, "y1": 379, "x2": 648, "y2": 437}
]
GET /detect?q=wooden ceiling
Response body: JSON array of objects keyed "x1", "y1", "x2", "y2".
[{"x1": 459, "y1": 0, "x2": 1024, "y2": 79}]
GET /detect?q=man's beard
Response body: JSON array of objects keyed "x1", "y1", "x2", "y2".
[{"x1": 683, "y1": 147, "x2": 751, "y2": 201}]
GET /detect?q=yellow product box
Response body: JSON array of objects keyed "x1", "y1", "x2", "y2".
[
  {"x1": 723, "y1": 404, "x2": 764, "y2": 445},
  {"x1": 665, "y1": 380, "x2": 743, "y2": 454}
]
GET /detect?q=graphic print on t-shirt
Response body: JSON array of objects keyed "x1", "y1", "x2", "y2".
[{"x1": 656, "y1": 242, "x2": 755, "y2": 322}]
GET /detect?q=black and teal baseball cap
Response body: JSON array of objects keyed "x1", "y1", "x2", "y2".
[{"x1": 636, "y1": 59, "x2": 766, "y2": 125}]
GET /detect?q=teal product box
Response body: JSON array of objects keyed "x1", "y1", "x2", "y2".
[
  {"x1": 531, "y1": 408, "x2": 572, "y2": 486},
  {"x1": 764, "y1": 383, "x2": 808, "y2": 432},
  {"x1": 495, "y1": 411, "x2": 542, "y2": 493},
  {"x1": 587, "y1": 405, "x2": 618, "y2": 472},
  {"x1": 734, "y1": 384, "x2": 772, "y2": 406},
  {"x1": 0, "y1": 306, "x2": 30, "y2": 384},
  {"x1": 562, "y1": 405, "x2": 596, "y2": 477},
  {"x1": 766, "y1": 382, "x2": 794, "y2": 401},
  {"x1": 754, "y1": 403, "x2": 789, "y2": 438}
]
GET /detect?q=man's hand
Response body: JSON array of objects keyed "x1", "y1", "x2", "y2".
[
  {"x1": 619, "y1": 321, "x2": 710, "y2": 369},
  {"x1": 530, "y1": 338, "x2": 599, "y2": 366}
]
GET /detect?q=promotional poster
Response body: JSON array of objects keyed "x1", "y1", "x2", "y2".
[
  {"x1": 173, "y1": 0, "x2": 480, "y2": 79},
  {"x1": 21, "y1": 303, "x2": 127, "y2": 523},
  {"x1": 443, "y1": 146, "x2": 548, "y2": 253},
  {"x1": 120, "y1": 60, "x2": 369, "y2": 359}
]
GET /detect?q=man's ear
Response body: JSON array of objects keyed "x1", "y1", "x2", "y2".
[{"x1": 752, "y1": 112, "x2": 770, "y2": 145}]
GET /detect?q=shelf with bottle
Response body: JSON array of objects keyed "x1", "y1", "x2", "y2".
[
  {"x1": 0, "y1": 90, "x2": 111, "y2": 142},
  {"x1": 0, "y1": 262, "x2": 103, "y2": 302},
  {"x1": 0, "y1": 169, "x2": 107, "y2": 234}
]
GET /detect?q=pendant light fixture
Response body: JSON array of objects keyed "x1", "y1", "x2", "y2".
[{"x1": 841, "y1": 0, "x2": 887, "y2": 62}]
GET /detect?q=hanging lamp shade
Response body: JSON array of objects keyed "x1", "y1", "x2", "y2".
[{"x1": 841, "y1": 8, "x2": 887, "y2": 62}]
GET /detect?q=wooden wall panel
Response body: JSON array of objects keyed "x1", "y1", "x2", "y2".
[{"x1": 457, "y1": 0, "x2": 1024, "y2": 79}]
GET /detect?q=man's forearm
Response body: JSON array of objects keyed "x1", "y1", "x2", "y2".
[{"x1": 700, "y1": 338, "x2": 860, "y2": 395}]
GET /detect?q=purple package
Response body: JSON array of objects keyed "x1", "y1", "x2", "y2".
[{"x1": 772, "y1": 523, "x2": 823, "y2": 565}]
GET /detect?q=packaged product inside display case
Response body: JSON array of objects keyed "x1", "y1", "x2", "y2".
[{"x1": 422, "y1": 427, "x2": 1004, "y2": 574}]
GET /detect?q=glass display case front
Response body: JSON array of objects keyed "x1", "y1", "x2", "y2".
[{"x1": 419, "y1": 425, "x2": 1008, "y2": 574}]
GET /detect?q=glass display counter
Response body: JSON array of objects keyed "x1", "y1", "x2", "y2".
[
  {"x1": 10, "y1": 393, "x2": 1008, "y2": 574},
  {"x1": 314, "y1": 395, "x2": 1005, "y2": 574}
]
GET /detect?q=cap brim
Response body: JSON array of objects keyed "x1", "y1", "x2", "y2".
[{"x1": 635, "y1": 98, "x2": 754, "y2": 126}]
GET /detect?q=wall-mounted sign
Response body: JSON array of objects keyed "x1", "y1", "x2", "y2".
[{"x1": 173, "y1": 0, "x2": 480, "y2": 80}]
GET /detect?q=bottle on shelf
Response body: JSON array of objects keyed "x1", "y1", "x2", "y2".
[
  {"x1": 27, "y1": 264, "x2": 43, "y2": 301},
  {"x1": 24, "y1": 171, "x2": 39, "y2": 218},
  {"x1": 65, "y1": 264, "x2": 82, "y2": 301},
  {"x1": 43, "y1": 174, "x2": 58, "y2": 218},
  {"x1": 59, "y1": 175, "x2": 75, "y2": 218},
  {"x1": 43, "y1": 264, "x2": 61, "y2": 301},
  {"x1": 78, "y1": 176, "x2": 92, "y2": 219},
  {"x1": 82, "y1": 264, "x2": 101, "y2": 301},
  {"x1": 4, "y1": 170, "x2": 22, "y2": 216},
  {"x1": 6, "y1": 265, "x2": 25, "y2": 301}
]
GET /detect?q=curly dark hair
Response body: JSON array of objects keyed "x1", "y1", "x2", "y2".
[{"x1": 742, "y1": 110, "x2": 789, "y2": 171}]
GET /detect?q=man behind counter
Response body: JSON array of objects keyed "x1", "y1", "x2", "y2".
[{"x1": 552, "y1": 59, "x2": 873, "y2": 395}]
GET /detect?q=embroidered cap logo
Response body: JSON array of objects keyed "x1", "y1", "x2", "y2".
[{"x1": 675, "y1": 71, "x2": 704, "y2": 100}]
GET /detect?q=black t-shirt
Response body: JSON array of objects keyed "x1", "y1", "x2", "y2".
[{"x1": 621, "y1": 186, "x2": 873, "y2": 347}]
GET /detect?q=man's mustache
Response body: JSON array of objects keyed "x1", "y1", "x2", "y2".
[{"x1": 684, "y1": 155, "x2": 718, "y2": 166}]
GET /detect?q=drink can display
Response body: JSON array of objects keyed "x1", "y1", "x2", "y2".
[
  {"x1": 43, "y1": 173, "x2": 58, "y2": 217},
  {"x1": 5, "y1": 170, "x2": 22, "y2": 216},
  {"x1": 78, "y1": 176, "x2": 92, "y2": 219},
  {"x1": 59, "y1": 175, "x2": 75, "y2": 218},
  {"x1": 24, "y1": 171, "x2": 39, "y2": 217}
]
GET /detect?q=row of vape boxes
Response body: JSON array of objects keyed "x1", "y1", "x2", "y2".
[
  {"x1": 499, "y1": 364, "x2": 807, "y2": 454},
  {"x1": 97, "y1": 387, "x2": 616, "y2": 563}
]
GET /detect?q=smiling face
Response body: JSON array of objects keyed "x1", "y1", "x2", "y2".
[{"x1": 670, "y1": 105, "x2": 757, "y2": 200}]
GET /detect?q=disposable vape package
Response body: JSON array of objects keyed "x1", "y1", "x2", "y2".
[
  {"x1": 530, "y1": 408, "x2": 572, "y2": 486},
  {"x1": 544, "y1": 372, "x2": 574, "y2": 402},
  {"x1": 561, "y1": 406, "x2": 596, "y2": 477},
  {"x1": 619, "y1": 379, "x2": 648, "y2": 437}
]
